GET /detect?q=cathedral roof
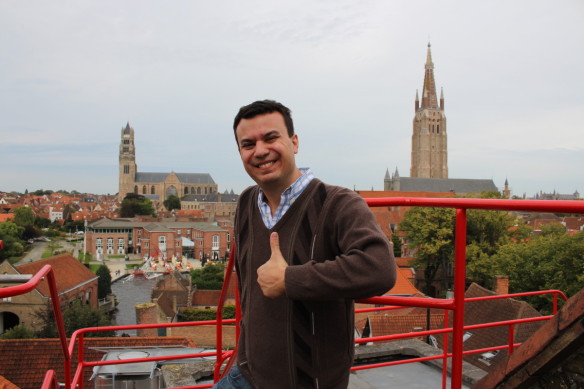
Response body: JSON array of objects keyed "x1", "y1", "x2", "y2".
[
  {"x1": 392, "y1": 177, "x2": 498, "y2": 194},
  {"x1": 135, "y1": 172, "x2": 215, "y2": 184},
  {"x1": 182, "y1": 192, "x2": 239, "y2": 203}
]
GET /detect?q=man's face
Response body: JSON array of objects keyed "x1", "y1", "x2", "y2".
[{"x1": 235, "y1": 112, "x2": 300, "y2": 193}]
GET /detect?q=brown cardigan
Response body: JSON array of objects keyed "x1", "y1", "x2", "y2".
[{"x1": 234, "y1": 179, "x2": 396, "y2": 389}]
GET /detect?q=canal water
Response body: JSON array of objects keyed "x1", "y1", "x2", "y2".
[{"x1": 111, "y1": 275, "x2": 157, "y2": 336}]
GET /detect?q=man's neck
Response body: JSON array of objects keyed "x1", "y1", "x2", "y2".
[{"x1": 261, "y1": 170, "x2": 303, "y2": 216}]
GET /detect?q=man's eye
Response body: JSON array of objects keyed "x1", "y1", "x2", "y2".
[{"x1": 241, "y1": 143, "x2": 254, "y2": 149}]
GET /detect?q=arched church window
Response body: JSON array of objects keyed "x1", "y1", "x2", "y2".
[
  {"x1": 190, "y1": 187, "x2": 195, "y2": 194},
  {"x1": 151, "y1": 186, "x2": 155, "y2": 195},
  {"x1": 185, "y1": 187, "x2": 189, "y2": 195},
  {"x1": 166, "y1": 185, "x2": 178, "y2": 197},
  {"x1": 134, "y1": 186, "x2": 138, "y2": 194},
  {"x1": 142, "y1": 186, "x2": 147, "y2": 194},
  {"x1": 197, "y1": 187, "x2": 201, "y2": 194}
]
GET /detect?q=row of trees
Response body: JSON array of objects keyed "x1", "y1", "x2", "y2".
[
  {"x1": 398, "y1": 192, "x2": 583, "y2": 312},
  {"x1": 119, "y1": 193, "x2": 181, "y2": 217}
]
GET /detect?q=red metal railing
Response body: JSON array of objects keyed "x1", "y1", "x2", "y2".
[{"x1": 1, "y1": 197, "x2": 582, "y2": 388}]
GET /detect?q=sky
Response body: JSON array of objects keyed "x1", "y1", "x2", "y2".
[{"x1": 1, "y1": 1, "x2": 583, "y2": 198}]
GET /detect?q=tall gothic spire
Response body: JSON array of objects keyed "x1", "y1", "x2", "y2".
[{"x1": 421, "y1": 42, "x2": 438, "y2": 109}]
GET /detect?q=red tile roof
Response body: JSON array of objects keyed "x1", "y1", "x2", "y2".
[
  {"x1": 0, "y1": 337, "x2": 195, "y2": 389},
  {"x1": 0, "y1": 213, "x2": 14, "y2": 222},
  {"x1": 360, "y1": 313, "x2": 444, "y2": 342},
  {"x1": 15, "y1": 254, "x2": 97, "y2": 297},
  {"x1": 438, "y1": 283, "x2": 543, "y2": 372},
  {"x1": 384, "y1": 264, "x2": 422, "y2": 296},
  {"x1": 0, "y1": 375, "x2": 20, "y2": 389}
]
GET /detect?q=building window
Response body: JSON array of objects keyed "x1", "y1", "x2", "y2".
[
  {"x1": 177, "y1": 229, "x2": 181, "y2": 235},
  {"x1": 134, "y1": 186, "x2": 138, "y2": 194},
  {"x1": 107, "y1": 238, "x2": 114, "y2": 254},
  {"x1": 212, "y1": 235, "x2": 219, "y2": 249},
  {"x1": 227, "y1": 233, "x2": 230, "y2": 242},
  {"x1": 142, "y1": 186, "x2": 147, "y2": 194},
  {"x1": 151, "y1": 186, "x2": 155, "y2": 195},
  {"x1": 176, "y1": 241, "x2": 180, "y2": 247},
  {"x1": 118, "y1": 238, "x2": 125, "y2": 254},
  {"x1": 124, "y1": 165, "x2": 129, "y2": 174}
]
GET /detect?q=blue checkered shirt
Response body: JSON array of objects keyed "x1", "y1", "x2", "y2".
[{"x1": 258, "y1": 168, "x2": 314, "y2": 229}]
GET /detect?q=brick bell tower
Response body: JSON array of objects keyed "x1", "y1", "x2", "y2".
[
  {"x1": 118, "y1": 122, "x2": 137, "y2": 202},
  {"x1": 410, "y1": 43, "x2": 448, "y2": 179}
]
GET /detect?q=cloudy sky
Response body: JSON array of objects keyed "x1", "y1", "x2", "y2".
[{"x1": 1, "y1": 1, "x2": 582, "y2": 198}]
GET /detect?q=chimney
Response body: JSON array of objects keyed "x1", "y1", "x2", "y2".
[{"x1": 494, "y1": 275, "x2": 509, "y2": 295}]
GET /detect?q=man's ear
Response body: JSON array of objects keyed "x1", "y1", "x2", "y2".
[{"x1": 291, "y1": 134, "x2": 299, "y2": 154}]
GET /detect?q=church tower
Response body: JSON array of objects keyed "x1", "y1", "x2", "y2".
[
  {"x1": 410, "y1": 43, "x2": 448, "y2": 178},
  {"x1": 118, "y1": 122, "x2": 137, "y2": 202}
]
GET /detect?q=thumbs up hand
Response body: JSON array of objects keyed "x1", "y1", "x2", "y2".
[{"x1": 257, "y1": 232, "x2": 288, "y2": 298}]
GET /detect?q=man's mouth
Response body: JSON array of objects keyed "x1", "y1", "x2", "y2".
[{"x1": 257, "y1": 161, "x2": 275, "y2": 169}]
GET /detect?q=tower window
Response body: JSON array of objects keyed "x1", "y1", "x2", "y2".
[{"x1": 124, "y1": 165, "x2": 129, "y2": 174}]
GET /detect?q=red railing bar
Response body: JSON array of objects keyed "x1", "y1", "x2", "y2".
[
  {"x1": 364, "y1": 197, "x2": 584, "y2": 214},
  {"x1": 40, "y1": 370, "x2": 58, "y2": 389},
  {"x1": 82, "y1": 350, "x2": 220, "y2": 368},
  {"x1": 214, "y1": 244, "x2": 239, "y2": 381},
  {"x1": 465, "y1": 290, "x2": 568, "y2": 302},
  {"x1": 358, "y1": 295, "x2": 455, "y2": 310}
]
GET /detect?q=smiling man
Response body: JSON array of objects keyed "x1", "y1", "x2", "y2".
[{"x1": 213, "y1": 100, "x2": 396, "y2": 389}]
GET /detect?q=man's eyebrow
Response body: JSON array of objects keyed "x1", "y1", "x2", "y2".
[{"x1": 263, "y1": 130, "x2": 280, "y2": 138}]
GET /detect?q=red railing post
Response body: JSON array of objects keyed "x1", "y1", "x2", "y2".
[
  {"x1": 553, "y1": 292, "x2": 558, "y2": 314},
  {"x1": 451, "y1": 208, "x2": 467, "y2": 389},
  {"x1": 77, "y1": 334, "x2": 85, "y2": 389},
  {"x1": 508, "y1": 323, "x2": 515, "y2": 355},
  {"x1": 442, "y1": 309, "x2": 449, "y2": 389}
]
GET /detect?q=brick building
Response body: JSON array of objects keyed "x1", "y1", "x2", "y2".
[
  {"x1": 85, "y1": 217, "x2": 230, "y2": 260},
  {"x1": 0, "y1": 254, "x2": 98, "y2": 334}
]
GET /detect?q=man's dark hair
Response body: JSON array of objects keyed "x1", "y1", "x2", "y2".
[{"x1": 233, "y1": 100, "x2": 294, "y2": 142}]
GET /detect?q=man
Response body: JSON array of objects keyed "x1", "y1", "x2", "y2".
[{"x1": 214, "y1": 100, "x2": 396, "y2": 389}]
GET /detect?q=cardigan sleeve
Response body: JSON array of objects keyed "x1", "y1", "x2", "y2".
[{"x1": 284, "y1": 188, "x2": 397, "y2": 301}]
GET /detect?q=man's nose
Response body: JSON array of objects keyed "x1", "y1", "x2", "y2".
[{"x1": 254, "y1": 141, "x2": 269, "y2": 158}]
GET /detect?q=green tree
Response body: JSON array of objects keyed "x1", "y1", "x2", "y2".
[
  {"x1": 398, "y1": 195, "x2": 515, "y2": 295},
  {"x1": 398, "y1": 207, "x2": 455, "y2": 295},
  {"x1": 14, "y1": 206, "x2": 35, "y2": 227},
  {"x1": 0, "y1": 324, "x2": 37, "y2": 339},
  {"x1": 120, "y1": 193, "x2": 156, "y2": 217},
  {"x1": 33, "y1": 300, "x2": 115, "y2": 338},
  {"x1": 96, "y1": 265, "x2": 112, "y2": 299},
  {"x1": 163, "y1": 195, "x2": 181, "y2": 211},
  {"x1": 468, "y1": 225, "x2": 584, "y2": 313},
  {"x1": 391, "y1": 233, "x2": 402, "y2": 258},
  {"x1": 0, "y1": 221, "x2": 25, "y2": 261},
  {"x1": 34, "y1": 217, "x2": 52, "y2": 229},
  {"x1": 190, "y1": 263, "x2": 225, "y2": 290}
]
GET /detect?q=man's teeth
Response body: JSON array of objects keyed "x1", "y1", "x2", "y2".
[{"x1": 258, "y1": 162, "x2": 274, "y2": 168}]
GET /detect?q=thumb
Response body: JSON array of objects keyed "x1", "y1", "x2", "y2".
[{"x1": 269, "y1": 232, "x2": 281, "y2": 257}]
